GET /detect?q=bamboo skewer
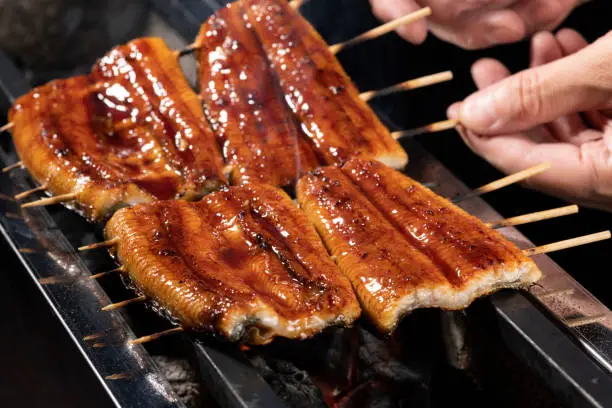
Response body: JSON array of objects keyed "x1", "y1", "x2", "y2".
[
  {"x1": 105, "y1": 373, "x2": 130, "y2": 380},
  {"x1": 14, "y1": 184, "x2": 48, "y2": 200},
  {"x1": 2, "y1": 161, "x2": 23, "y2": 173},
  {"x1": 392, "y1": 119, "x2": 458, "y2": 140},
  {"x1": 222, "y1": 164, "x2": 235, "y2": 175},
  {"x1": 78, "y1": 238, "x2": 120, "y2": 252},
  {"x1": 360, "y1": 71, "x2": 453, "y2": 102},
  {"x1": 180, "y1": 8, "x2": 431, "y2": 57},
  {"x1": 21, "y1": 193, "x2": 76, "y2": 209},
  {"x1": 0, "y1": 122, "x2": 14, "y2": 133},
  {"x1": 523, "y1": 231, "x2": 611, "y2": 257},
  {"x1": 83, "y1": 333, "x2": 104, "y2": 341},
  {"x1": 329, "y1": 8, "x2": 432, "y2": 54},
  {"x1": 128, "y1": 327, "x2": 185, "y2": 346},
  {"x1": 2, "y1": 70, "x2": 449, "y2": 138},
  {"x1": 454, "y1": 163, "x2": 552, "y2": 203},
  {"x1": 485, "y1": 205, "x2": 579, "y2": 229},
  {"x1": 90, "y1": 265, "x2": 126, "y2": 280},
  {"x1": 102, "y1": 295, "x2": 147, "y2": 311}
]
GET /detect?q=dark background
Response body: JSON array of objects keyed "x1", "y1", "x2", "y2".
[{"x1": 0, "y1": 0, "x2": 611, "y2": 406}]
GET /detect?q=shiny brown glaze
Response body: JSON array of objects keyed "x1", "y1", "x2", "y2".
[
  {"x1": 92, "y1": 37, "x2": 226, "y2": 198},
  {"x1": 342, "y1": 159, "x2": 540, "y2": 288},
  {"x1": 10, "y1": 76, "x2": 155, "y2": 222},
  {"x1": 105, "y1": 183, "x2": 360, "y2": 344},
  {"x1": 297, "y1": 161, "x2": 541, "y2": 332},
  {"x1": 196, "y1": 3, "x2": 320, "y2": 187},
  {"x1": 10, "y1": 38, "x2": 227, "y2": 222},
  {"x1": 296, "y1": 166, "x2": 448, "y2": 331},
  {"x1": 244, "y1": 0, "x2": 408, "y2": 169}
]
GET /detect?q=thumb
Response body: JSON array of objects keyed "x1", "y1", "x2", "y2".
[{"x1": 456, "y1": 31, "x2": 612, "y2": 135}]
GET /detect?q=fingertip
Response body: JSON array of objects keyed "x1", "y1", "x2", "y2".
[
  {"x1": 530, "y1": 31, "x2": 563, "y2": 67},
  {"x1": 471, "y1": 58, "x2": 511, "y2": 89},
  {"x1": 396, "y1": 21, "x2": 428, "y2": 45},
  {"x1": 447, "y1": 102, "x2": 461, "y2": 120},
  {"x1": 555, "y1": 28, "x2": 589, "y2": 55}
]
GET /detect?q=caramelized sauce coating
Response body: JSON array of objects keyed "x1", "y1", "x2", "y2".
[
  {"x1": 93, "y1": 37, "x2": 226, "y2": 198},
  {"x1": 10, "y1": 76, "x2": 155, "y2": 222},
  {"x1": 196, "y1": 3, "x2": 320, "y2": 187},
  {"x1": 244, "y1": 0, "x2": 408, "y2": 169},
  {"x1": 342, "y1": 159, "x2": 540, "y2": 288},
  {"x1": 10, "y1": 38, "x2": 227, "y2": 221},
  {"x1": 297, "y1": 166, "x2": 448, "y2": 331},
  {"x1": 105, "y1": 183, "x2": 360, "y2": 344},
  {"x1": 297, "y1": 160, "x2": 541, "y2": 332}
]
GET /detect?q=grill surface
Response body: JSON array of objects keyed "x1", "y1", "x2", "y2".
[{"x1": 1, "y1": 1, "x2": 612, "y2": 407}]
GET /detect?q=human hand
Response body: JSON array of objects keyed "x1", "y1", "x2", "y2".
[
  {"x1": 369, "y1": 0, "x2": 581, "y2": 49},
  {"x1": 447, "y1": 29, "x2": 612, "y2": 211}
]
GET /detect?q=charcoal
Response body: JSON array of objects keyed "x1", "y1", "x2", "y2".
[
  {"x1": 152, "y1": 355, "x2": 202, "y2": 408},
  {"x1": 249, "y1": 355, "x2": 326, "y2": 408},
  {"x1": 335, "y1": 381, "x2": 431, "y2": 408},
  {"x1": 357, "y1": 327, "x2": 423, "y2": 384}
]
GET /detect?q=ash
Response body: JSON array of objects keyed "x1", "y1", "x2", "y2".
[{"x1": 152, "y1": 356, "x2": 202, "y2": 408}]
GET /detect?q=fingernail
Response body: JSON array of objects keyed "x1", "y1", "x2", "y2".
[
  {"x1": 447, "y1": 103, "x2": 461, "y2": 120},
  {"x1": 460, "y1": 91, "x2": 498, "y2": 130}
]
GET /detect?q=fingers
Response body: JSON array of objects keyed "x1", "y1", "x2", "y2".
[
  {"x1": 555, "y1": 28, "x2": 589, "y2": 54},
  {"x1": 454, "y1": 32, "x2": 612, "y2": 135},
  {"x1": 457, "y1": 127, "x2": 601, "y2": 200},
  {"x1": 472, "y1": 58, "x2": 512, "y2": 88},
  {"x1": 530, "y1": 31, "x2": 563, "y2": 68},
  {"x1": 428, "y1": 9, "x2": 526, "y2": 50},
  {"x1": 369, "y1": 0, "x2": 428, "y2": 44},
  {"x1": 554, "y1": 29, "x2": 605, "y2": 137},
  {"x1": 530, "y1": 31, "x2": 588, "y2": 143}
]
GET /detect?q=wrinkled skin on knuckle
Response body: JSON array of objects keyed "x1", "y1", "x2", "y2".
[
  {"x1": 581, "y1": 141, "x2": 612, "y2": 202},
  {"x1": 590, "y1": 33, "x2": 612, "y2": 97},
  {"x1": 513, "y1": 70, "x2": 544, "y2": 122}
]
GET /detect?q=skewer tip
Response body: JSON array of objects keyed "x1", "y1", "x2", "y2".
[
  {"x1": 14, "y1": 184, "x2": 48, "y2": 201},
  {"x1": 392, "y1": 119, "x2": 458, "y2": 140},
  {"x1": 2, "y1": 161, "x2": 23, "y2": 173},
  {"x1": 128, "y1": 327, "x2": 185, "y2": 346},
  {"x1": 101, "y1": 295, "x2": 147, "y2": 312},
  {"x1": 78, "y1": 237, "x2": 119, "y2": 252},
  {"x1": 90, "y1": 265, "x2": 126, "y2": 280},
  {"x1": 0, "y1": 122, "x2": 15, "y2": 133},
  {"x1": 21, "y1": 193, "x2": 76, "y2": 209}
]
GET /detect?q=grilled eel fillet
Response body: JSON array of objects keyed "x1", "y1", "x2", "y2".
[
  {"x1": 244, "y1": 0, "x2": 408, "y2": 169},
  {"x1": 10, "y1": 38, "x2": 226, "y2": 222},
  {"x1": 196, "y1": 2, "x2": 320, "y2": 187},
  {"x1": 105, "y1": 183, "x2": 361, "y2": 344},
  {"x1": 93, "y1": 37, "x2": 226, "y2": 199},
  {"x1": 297, "y1": 159, "x2": 542, "y2": 332}
]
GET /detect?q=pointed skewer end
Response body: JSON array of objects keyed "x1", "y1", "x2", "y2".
[
  {"x1": 78, "y1": 237, "x2": 119, "y2": 252},
  {"x1": 0, "y1": 122, "x2": 14, "y2": 133}
]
